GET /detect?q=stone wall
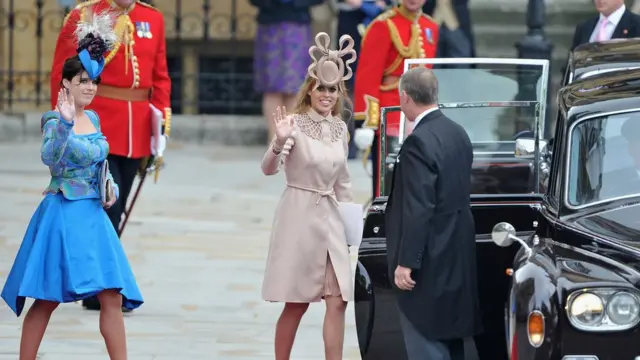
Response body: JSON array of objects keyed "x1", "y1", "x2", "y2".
[
  {"x1": 0, "y1": 0, "x2": 620, "y2": 145},
  {"x1": 0, "y1": 0, "x2": 261, "y2": 114}
]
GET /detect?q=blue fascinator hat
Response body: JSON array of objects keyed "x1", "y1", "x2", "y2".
[{"x1": 73, "y1": 11, "x2": 117, "y2": 79}]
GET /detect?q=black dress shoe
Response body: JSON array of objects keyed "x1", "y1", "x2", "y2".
[
  {"x1": 83, "y1": 296, "x2": 133, "y2": 313},
  {"x1": 82, "y1": 297, "x2": 101, "y2": 311}
]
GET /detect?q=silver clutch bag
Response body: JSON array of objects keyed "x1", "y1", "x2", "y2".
[{"x1": 99, "y1": 160, "x2": 113, "y2": 204}]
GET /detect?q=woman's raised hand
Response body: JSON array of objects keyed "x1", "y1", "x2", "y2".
[
  {"x1": 273, "y1": 106, "x2": 295, "y2": 145},
  {"x1": 57, "y1": 89, "x2": 75, "y2": 121}
]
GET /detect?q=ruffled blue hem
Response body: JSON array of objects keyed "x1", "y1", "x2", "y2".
[{"x1": 1, "y1": 193, "x2": 143, "y2": 316}]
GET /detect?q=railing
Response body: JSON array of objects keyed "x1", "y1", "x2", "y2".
[{"x1": 0, "y1": 0, "x2": 262, "y2": 114}]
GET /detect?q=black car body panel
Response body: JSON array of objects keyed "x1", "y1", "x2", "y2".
[
  {"x1": 355, "y1": 53, "x2": 640, "y2": 360},
  {"x1": 356, "y1": 195, "x2": 541, "y2": 359},
  {"x1": 566, "y1": 38, "x2": 640, "y2": 83}
]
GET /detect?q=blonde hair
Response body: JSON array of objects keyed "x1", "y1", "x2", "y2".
[{"x1": 291, "y1": 75, "x2": 353, "y2": 121}]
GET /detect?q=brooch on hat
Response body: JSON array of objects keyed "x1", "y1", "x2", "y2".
[{"x1": 73, "y1": 10, "x2": 117, "y2": 79}]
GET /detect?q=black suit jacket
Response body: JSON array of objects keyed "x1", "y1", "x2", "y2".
[
  {"x1": 563, "y1": 9, "x2": 640, "y2": 76},
  {"x1": 423, "y1": 0, "x2": 476, "y2": 57},
  {"x1": 386, "y1": 109, "x2": 482, "y2": 340},
  {"x1": 571, "y1": 9, "x2": 640, "y2": 50}
]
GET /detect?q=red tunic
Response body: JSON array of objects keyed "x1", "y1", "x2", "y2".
[
  {"x1": 353, "y1": 6, "x2": 439, "y2": 137},
  {"x1": 50, "y1": 0, "x2": 171, "y2": 158}
]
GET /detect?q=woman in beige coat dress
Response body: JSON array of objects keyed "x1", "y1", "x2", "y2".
[{"x1": 260, "y1": 32, "x2": 357, "y2": 360}]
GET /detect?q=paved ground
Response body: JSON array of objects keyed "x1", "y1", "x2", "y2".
[{"x1": 0, "y1": 141, "x2": 372, "y2": 360}]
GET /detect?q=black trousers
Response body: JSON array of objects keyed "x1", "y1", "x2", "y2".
[
  {"x1": 104, "y1": 155, "x2": 143, "y2": 231},
  {"x1": 398, "y1": 309, "x2": 465, "y2": 360},
  {"x1": 437, "y1": 26, "x2": 473, "y2": 59},
  {"x1": 82, "y1": 154, "x2": 142, "y2": 309}
]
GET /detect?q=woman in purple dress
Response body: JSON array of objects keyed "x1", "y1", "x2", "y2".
[{"x1": 250, "y1": 0, "x2": 324, "y2": 143}]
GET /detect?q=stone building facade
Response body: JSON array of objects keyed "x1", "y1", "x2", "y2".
[{"x1": 0, "y1": 0, "x2": 335, "y2": 114}]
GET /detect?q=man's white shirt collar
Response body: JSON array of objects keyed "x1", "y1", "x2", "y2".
[
  {"x1": 413, "y1": 107, "x2": 439, "y2": 127},
  {"x1": 601, "y1": 4, "x2": 626, "y2": 27},
  {"x1": 590, "y1": 4, "x2": 626, "y2": 42}
]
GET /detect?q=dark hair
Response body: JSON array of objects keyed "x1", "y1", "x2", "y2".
[{"x1": 61, "y1": 56, "x2": 102, "y2": 84}]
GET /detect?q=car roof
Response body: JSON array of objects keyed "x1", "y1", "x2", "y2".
[
  {"x1": 558, "y1": 67, "x2": 640, "y2": 127},
  {"x1": 570, "y1": 38, "x2": 640, "y2": 79}
]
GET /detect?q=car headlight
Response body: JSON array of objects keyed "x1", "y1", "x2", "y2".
[
  {"x1": 566, "y1": 289, "x2": 640, "y2": 332},
  {"x1": 569, "y1": 292, "x2": 604, "y2": 326},
  {"x1": 607, "y1": 292, "x2": 640, "y2": 325}
]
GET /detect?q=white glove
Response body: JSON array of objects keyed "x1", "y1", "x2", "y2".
[
  {"x1": 354, "y1": 128, "x2": 375, "y2": 150},
  {"x1": 151, "y1": 134, "x2": 167, "y2": 157}
]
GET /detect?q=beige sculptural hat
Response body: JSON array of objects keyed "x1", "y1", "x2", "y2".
[{"x1": 307, "y1": 32, "x2": 357, "y2": 89}]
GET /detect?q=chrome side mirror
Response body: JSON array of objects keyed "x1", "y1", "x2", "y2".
[
  {"x1": 491, "y1": 222, "x2": 516, "y2": 247},
  {"x1": 491, "y1": 222, "x2": 533, "y2": 255},
  {"x1": 514, "y1": 138, "x2": 547, "y2": 159}
]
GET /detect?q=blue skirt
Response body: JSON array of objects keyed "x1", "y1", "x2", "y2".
[{"x1": 1, "y1": 193, "x2": 143, "y2": 316}]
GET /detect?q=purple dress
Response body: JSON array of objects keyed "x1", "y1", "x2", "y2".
[{"x1": 253, "y1": 2, "x2": 313, "y2": 94}]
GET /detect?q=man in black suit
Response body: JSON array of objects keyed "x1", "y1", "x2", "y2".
[
  {"x1": 386, "y1": 67, "x2": 481, "y2": 360},
  {"x1": 423, "y1": 0, "x2": 475, "y2": 58},
  {"x1": 571, "y1": 0, "x2": 640, "y2": 50}
]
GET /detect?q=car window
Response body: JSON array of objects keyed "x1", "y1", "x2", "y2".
[
  {"x1": 432, "y1": 66, "x2": 543, "y2": 143},
  {"x1": 390, "y1": 61, "x2": 549, "y2": 197},
  {"x1": 567, "y1": 111, "x2": 640, "y2": 207}
]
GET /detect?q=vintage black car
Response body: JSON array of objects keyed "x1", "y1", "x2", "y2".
[
  {"x1": 354, "y1": 59, "x2": 640, "y2": 360},
  {"x1": 564, "y1": 38, "x2": 640, "y2": 85}
]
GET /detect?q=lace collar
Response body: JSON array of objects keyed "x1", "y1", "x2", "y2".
[{"x1": 296, "y1": 109, "x2": 344, "y2": 142}]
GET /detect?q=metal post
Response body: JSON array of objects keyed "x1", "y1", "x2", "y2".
[
  {"x1": 516, "y1": 0, "x2": 553, "y2": 61},
  {"x1": 515, "y1": 0, "x2": 553, "y2": 137}
]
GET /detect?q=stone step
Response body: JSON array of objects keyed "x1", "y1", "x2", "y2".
[
  {"x1": 475, "y1": 44, "x2": 569, "y2": 68},
  {"x1": 473, "y1": 24, "x2": 574, "y2": 56},
  {"x1": 469, "y1": 0, "x2": 594, "y2": 27}
]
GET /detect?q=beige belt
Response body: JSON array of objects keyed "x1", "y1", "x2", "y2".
[
  {"x1": 287, "y1": 183, "x2": 337, "y2": 205},
  {"x1": 96, "y1": 85, "x2": 151, "y2": 102}
]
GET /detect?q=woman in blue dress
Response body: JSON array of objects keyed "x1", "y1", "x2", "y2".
[{"x1": 1, "y1": 11, "x2": 143, "y2": 360}]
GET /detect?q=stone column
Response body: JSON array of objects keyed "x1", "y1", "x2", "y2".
[{"x1": 181, "y1": 46, "x2": 199, "y2": 115}]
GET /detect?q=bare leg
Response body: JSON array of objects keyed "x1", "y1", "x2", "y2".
[
  {"x1": 323, "y1": 296, "x2": 347, "y2": 360},
  {"x1": 262, "y1": 92, "x2": 285, "y2": 143},
  {"x1": 275, "y1": 302, "x2": 309, "y2": 360},
  {"x1": 19, "y1": 300, "x2": 59, "y2": 360},
  {"x1": 97, "y1": 290, "x2": 127, "y2": 360},
  {"x1": 283, "y1": 94, "x2": 297, "y2": 114}
]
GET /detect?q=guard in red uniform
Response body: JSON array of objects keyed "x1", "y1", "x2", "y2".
[
  {"x1": 352, "y1": 0, "x2": 438, "y2": 199},
  {"x1": 50, "y1": 0, "x2": 171, "y2": 311}
]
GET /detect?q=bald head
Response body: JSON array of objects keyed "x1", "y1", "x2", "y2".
[{"x1": 399, "y1": 67, "x2": 439, "y2": 106}]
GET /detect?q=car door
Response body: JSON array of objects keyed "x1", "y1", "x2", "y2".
[{"x1": 354, "y1": 58, "x2": 550, "y2": 360}]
